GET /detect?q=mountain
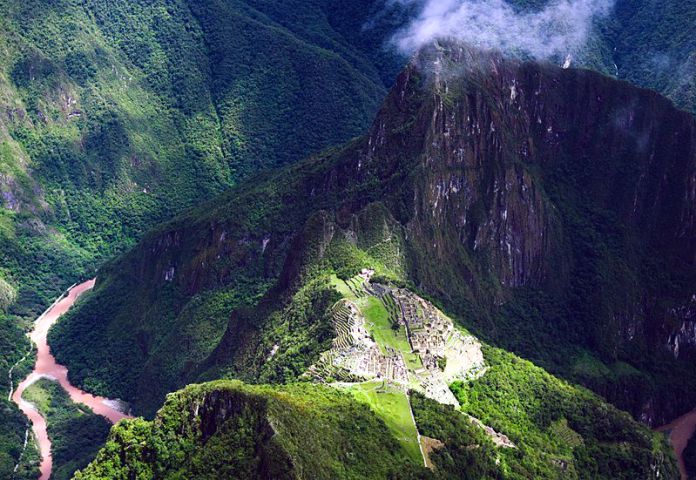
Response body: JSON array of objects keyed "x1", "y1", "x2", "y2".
[
  {"x1": 53, "y1": 40, "x2": 696, "y2": 422},
  {"x1": 45, "y1": 41, "x2": 695, "y2": 477},
  {"x1": 72, "y1": 374, "x2": 677, "y2": 479},
  {"x1": 2, "y1": 1, "x2": 696, "y2": 478},
  {"x1": 0, "y1": 0, "x2": 414, "y2": 475}
]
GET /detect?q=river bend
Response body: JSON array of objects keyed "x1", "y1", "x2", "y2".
[{"x1": 11, "y1": 280, "x2": 131, "y2": 480}]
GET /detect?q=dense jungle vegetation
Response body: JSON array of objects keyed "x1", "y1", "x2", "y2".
[
  {"x1": 2, "y1": 0, "x2": 696, "y2": 477},
  {"x1": 22, "y1": 379, "x2": 111, "y2": 480}
]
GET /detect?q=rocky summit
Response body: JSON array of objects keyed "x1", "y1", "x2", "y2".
[
  {"x1": 40, "y1": 41, "x2": 693, "y2": 478},
  {"x1": 2, "y1": 2, "x2": 696, "y2": 479}
]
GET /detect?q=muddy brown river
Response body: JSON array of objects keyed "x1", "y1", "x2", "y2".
[
  {"x1": 8, "y1": 278, "x2": 695, "y2": 479},
  {"x1": 658, "y1": 408, "x2": 696, "y2": 480},
  {"x1": 11, "y1": 280, "x2": 131, "y2": 480}
]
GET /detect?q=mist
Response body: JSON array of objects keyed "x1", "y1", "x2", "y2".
[{"x1": 390, "y1": 0, "x2": 615, "y2": 60}]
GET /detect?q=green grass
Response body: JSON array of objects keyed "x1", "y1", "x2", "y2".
[
  {"x1": 342, "y1": 381, "x2": 422, "y2": 465},
  {"x1": 75, "y1": 381, "x2": 425, "y2": 480},
  {"x1": 405, "y1": 352, "x2": 423, "y2": 370},
  {"x1": 358, "y1": 296, "x2": 392, "y2": 351},
  {"x1": 357, "y1": 295, "x2": 421, "y2": 368},
  {"x1": 329, "y1": 273, "x2": 422, "y2": 370},
  {"x1": 329, "y1": 275, "x2": 357, "y2": 301}
]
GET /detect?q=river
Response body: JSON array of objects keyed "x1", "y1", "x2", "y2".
[
  {"x1": 8, "y1": 279, "x2": 695, "y2": 480},
  {"x1": 10, "y1": 279, "x2": 132, "y2": 480},
  {"x1": 658, "y1": 408, "x2": 696, "y2": 480}
]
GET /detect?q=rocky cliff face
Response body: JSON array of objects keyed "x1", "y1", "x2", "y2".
[
  {"x1": 53, "y1": 41, "x2": 696, "y2": 425},
  {"x1": 331, "y1": 42, "x2": 696, "y2": 369},
  {"x1": 359, "y1": 43, "x2": 696, "y2": 422}
]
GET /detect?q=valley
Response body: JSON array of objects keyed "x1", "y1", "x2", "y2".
[
  {"x1": 0, "y1": 0, "x2": 695, "y2": 478},
  {"x1": 10, "y1": 280, "x2": 130, "y2": 480}
]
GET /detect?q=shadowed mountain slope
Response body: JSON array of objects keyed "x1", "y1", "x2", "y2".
[
  {"x1": 51, "y1": 43, "x2": 696, "y2": 432},
  {"x1": 0, "y1": 0, "x2": 408, "y2": 474}
]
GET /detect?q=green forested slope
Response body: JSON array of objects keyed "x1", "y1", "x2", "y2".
[
  {"x1": 74, "y1": 381, "x2": 426, "y2": 480},
  {"x1": 610, "y1": 0, "x2": 696, "y2": 113},
  {"x1": 21, "y1": 379, "x2": 111, "y2": 480},
  {"x1": 0, "y1": 0, "x2": 405, "y2": 473},
  {"x1": 0, "y1": 0, "x2": 399, "y2": 314},
  {"x1": 449, "y1": 347, "x2": 678, "y2": 478},
  {"x1": 73, "y1": 378, "x2": 677, "y2": 479},
  {"x1": 51, "y1": 42, "x2": 696, "y2": 439}
]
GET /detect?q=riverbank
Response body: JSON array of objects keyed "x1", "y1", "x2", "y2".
[
  {"x1": 11, "y1": 280, "x2": 131, "y2": 480},
  {"x1": 658, "y1": 408, "x2": 696, "y2": 480}
]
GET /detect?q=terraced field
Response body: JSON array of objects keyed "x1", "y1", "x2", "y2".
[
  {"x1": 313, "y1": 273, "x2": 498, "y2": 469},
  {"x1": 341, "y1": 381, "x2": 423, "y2": 465}
]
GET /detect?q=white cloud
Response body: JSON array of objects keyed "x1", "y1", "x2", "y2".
[{"x1": 391, "y1": 0, "x2": 614, "y2": 59}]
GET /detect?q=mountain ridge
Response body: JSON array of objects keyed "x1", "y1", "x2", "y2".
[
  {"x1": 0, "y1": 1, "x2": 404, "y2": 475},
  {"x1": 2, "y1": 1, "x2": 696, "y2": 478},
  {"x1": 50, "y1": 42, "x2": 696, "y2": 431}
]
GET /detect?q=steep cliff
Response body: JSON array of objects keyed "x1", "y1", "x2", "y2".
[{"x1": 52, "y1": 42, "x2": 696, "y2": 427}]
